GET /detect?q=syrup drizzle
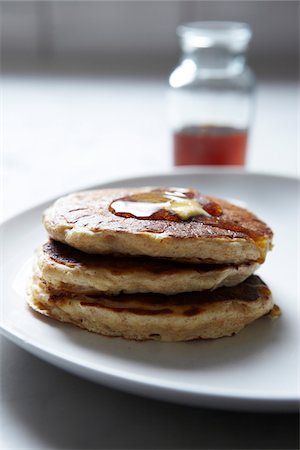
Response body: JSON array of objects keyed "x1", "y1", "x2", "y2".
[
  {"x1": 108, "y1": 188, "x2": 270, "y2": 249},
  {"x1": 109, "y1": 188, "x2": 223, "y2": 221}
]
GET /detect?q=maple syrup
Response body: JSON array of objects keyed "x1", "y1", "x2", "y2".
[
  {"x1": 174, "y1": 125, "x2": 247, "y2": 166},
  {"x1": 109, "y1": 188, "x2": 223, "y2": 221}
]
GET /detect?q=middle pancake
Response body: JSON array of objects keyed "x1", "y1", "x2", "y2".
[{"x1": 38, "y1": 240, "x2": 259, "y2": 295}]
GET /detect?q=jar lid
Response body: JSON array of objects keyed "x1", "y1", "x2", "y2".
[{"x1": 177, "y1": 21, "x2": 252, "y2": 51}]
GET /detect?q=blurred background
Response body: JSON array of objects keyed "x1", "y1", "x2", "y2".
[
  {"x1": 1, "y1": 1, "x2": 299, "y2": 218},
  {"x1": 2, "y1": 1, "x2": 298, "y2": 76}
]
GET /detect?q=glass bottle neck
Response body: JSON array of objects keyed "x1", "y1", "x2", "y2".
[{"x1": 181, "y1": 46, "x2": 247, "y2": 78}]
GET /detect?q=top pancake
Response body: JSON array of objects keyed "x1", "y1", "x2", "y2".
[{"x1": 43, "y1": 187, "x2": 273, "y2": 264}]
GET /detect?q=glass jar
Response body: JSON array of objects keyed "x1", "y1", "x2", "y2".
[{"x1": 169, "y1": 21, "x2": 255, "y2": 166}]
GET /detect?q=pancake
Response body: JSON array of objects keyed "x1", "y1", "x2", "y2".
[
  {"x1": 38, "y1": 240, "x2": 260, "y2": 295},
  {"x1": 28, "y1": 273, "x2": 277, "y2": 341},
  {"x1": 43, "y1": 187, "x2": 273, "y2": 264}
]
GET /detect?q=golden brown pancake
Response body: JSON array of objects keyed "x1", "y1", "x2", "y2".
[
  {"x1": 38, "y1": 240, "x2": 260, "y2": 295},
  {"x1": 43, "y1": 187, "x2": 273, "y2": 264},
  {"x1": 28, "y1": 273, "x2": 277, "y2": 341}
]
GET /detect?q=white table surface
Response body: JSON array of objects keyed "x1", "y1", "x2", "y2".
[{"x1": 1, "y1": 73, "x2": 299, "y2": 449}]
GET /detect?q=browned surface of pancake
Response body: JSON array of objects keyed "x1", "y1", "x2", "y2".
[
  {"x1": 48, "y1": 275, "x2": 270, "y2": 307},
  {"x1": 44, "y1": 188, "x2": 272, "y2": 241},
  {"x1": 43, "y1": 239, "x2": 234, "y2": 273},
  {"x1": 43, "y1": 188, "x2": 273, "y2": 264}
]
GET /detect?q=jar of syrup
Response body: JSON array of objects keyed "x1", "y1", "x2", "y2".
[{"x1": 169, "y1": 21, "x2": 255, "y2": 166}]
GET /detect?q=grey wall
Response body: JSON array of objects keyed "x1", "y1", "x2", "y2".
[{"x1": 1, "y1": 1, "x2": 299, "y2": 77}]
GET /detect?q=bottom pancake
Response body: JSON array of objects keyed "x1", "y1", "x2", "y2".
[{"x1": 27, "y1": 274, "x2": 278, "y2": 341}]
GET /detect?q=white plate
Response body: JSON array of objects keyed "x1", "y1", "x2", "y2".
[{"x1": 1, "y1": 169, "x2": 299, "y2": 412}]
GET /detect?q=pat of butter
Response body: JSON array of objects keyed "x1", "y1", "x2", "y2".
[{"x1": 166, "y1": 199, "x2": 210, "y2": 220}]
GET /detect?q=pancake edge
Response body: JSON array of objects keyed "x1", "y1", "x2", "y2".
[
  {"x1": 37, "y1": 242, "x2": 260, "y2": 295},
  {"x1": 27, "y1": 273, "x2": 277, "y2": 342}
]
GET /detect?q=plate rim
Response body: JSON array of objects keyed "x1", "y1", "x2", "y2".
[{"x1": 0, "y1": 323, "x2": 298, "y2": 412}]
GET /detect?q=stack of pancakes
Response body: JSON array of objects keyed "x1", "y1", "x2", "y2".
[{"x1": 28, "y1": 187, "x2": 279, "y2": 341}]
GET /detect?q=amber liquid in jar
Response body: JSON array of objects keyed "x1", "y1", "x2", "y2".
[{"x1": 174, "y1": 125, "x2": 248, "y2": 166}]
